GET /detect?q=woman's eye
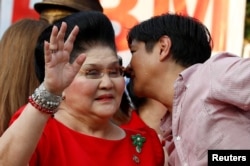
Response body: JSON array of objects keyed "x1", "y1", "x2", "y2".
[
  {"x1": 109, "y1": 68, "x2": 121, "y2": 76},
  {"x1": 86, "y1": 69, "x2": 100, "y2": 76}
]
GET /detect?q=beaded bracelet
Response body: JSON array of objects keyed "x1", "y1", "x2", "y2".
[{"x1": 28, "y1": 83, "x2": 62, "y2": 115}]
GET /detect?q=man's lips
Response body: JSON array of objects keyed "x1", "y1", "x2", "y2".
[{"x1": 124, "y1": 68, "x2": 134, "y2": 78}]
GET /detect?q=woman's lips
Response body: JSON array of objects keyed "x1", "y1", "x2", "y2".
[{"x1": 95, "y1": 94, "x2": 114, "y2": 101}]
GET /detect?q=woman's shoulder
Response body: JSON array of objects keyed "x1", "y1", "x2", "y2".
[{"x1": 120, "y1": 110, "x2": 148, "y2": 130}]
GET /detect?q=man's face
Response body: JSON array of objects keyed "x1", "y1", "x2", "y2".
[{"x1": 127, "y1": 40, "x2": 158, "y2": 98}]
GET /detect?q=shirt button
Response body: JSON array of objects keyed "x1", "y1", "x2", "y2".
[{"x1": 176, "y1": 136, "x2": 181, "y2": 141}]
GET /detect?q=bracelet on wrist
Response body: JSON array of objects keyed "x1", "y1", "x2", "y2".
[{"x1": 29, "y1": 83, "x2": 62, "y2": 115}]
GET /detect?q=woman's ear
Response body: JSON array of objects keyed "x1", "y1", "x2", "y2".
[{"x1": 159, "y1": 35, "x2": 171, "y2": 61}]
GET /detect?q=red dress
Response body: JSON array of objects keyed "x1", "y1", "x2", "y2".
[
  {"x1": 10, "y1": 106, "x2": 164, "y2": 166},
  {"x1": 121, "y1": 110, "x2": 165, "y2": 162}
]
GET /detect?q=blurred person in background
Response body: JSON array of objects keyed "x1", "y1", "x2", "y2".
[
  {"x1": 34, "y1": 0, "x2": 103, "y2": 24},
  {"x1": 0, "y1": 19, "x2": 49, "y2": 136}
]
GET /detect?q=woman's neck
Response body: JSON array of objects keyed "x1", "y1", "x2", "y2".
[{"x1": 54, "y1": 108, "x2": 125, "y2": 140}]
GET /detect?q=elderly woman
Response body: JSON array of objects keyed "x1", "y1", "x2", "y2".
[{"x1": 0, "y1": 11, "x2": 164, "y2": 166}]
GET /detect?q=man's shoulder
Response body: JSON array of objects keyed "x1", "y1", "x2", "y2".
[{"x1": 209, "y1": 52, "x2": 240, "y2": 62}]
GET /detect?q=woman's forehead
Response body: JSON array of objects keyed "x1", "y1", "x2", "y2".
[
  {"x1": 83, "y1": 60, "x2": 119, "y2": 67},
  {"x1": 85, "y1": 46, "x2": 116, "y2": 56},
  {"x1": 83, "y1": 55, "x2": 119, "y2": 67},
  {"x1": 80, "y1": 46, "x2": 118, "y2": 65}
]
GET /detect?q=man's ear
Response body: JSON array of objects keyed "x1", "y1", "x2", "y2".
[{"x1": 159, "y1": 35, "x2": 171, "y2": 61}]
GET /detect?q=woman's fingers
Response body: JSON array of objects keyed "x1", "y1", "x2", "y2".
[
  {"x1": 44, "y1": 41, "x2": 51, "y2": 64},
  {"x1": 43, "y1": 22, "x2": 83, "y2": 93},
  {"x1": 45, "y1": 22, "x2": 82, "y2": 71},
  {"x1": 49, "y1": 26, "x2": 59, "y2": 52},
  {"x1": 48, "y1": 23, "x2": 78, "y2": 56},
  {"x1": 72, "y1": 53, "x2": 86, "y2": 72},
  {"x1": 49, "y1": 22, "x2": 67, "y2": 53},
  {"x1": 64, "y1": 25, "x2": 79, "y2": 54},
  {"x1": 57, "y1": 22, "x2": 67, "y2": 51},
  {"x1": 45, "y1": 23, "x2": 82, "y2": 69}
]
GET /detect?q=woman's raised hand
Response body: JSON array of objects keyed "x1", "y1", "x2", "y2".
[{"x1": 43, "y1": 22, "x2": 86, "y2": 95}]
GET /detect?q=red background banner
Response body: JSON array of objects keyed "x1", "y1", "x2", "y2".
[
  {"x1": 3, "y1": 0, "x2": 245, "y2": 61},
  {"x1": 11, "y1": 0, "x2": 229, "y2": 53}
]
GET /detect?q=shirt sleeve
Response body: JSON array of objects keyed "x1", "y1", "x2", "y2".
[{"x1": 209, "y1": 52, "x2": 250, "y2": 110}]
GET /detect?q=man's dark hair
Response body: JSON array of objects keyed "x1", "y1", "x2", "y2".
[{"x1": 127, "y1": 13, "x2": 213, "y2": 67}]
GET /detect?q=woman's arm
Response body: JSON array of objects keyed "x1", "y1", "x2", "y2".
[
  {"x1": 0, "y1": 105, "x2": 50, "y2": 166},
  {"x1": 0, "y1": 22, "x2": 85, "y2": 166}
]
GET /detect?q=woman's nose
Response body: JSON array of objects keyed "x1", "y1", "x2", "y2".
[{"x1": 99, "y1": 74, "x2": 114, "y2": 89}]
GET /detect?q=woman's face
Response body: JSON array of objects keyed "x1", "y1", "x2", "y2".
[{"x1": 63, "y1": 45, "x2": 125, "y2": 119}]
